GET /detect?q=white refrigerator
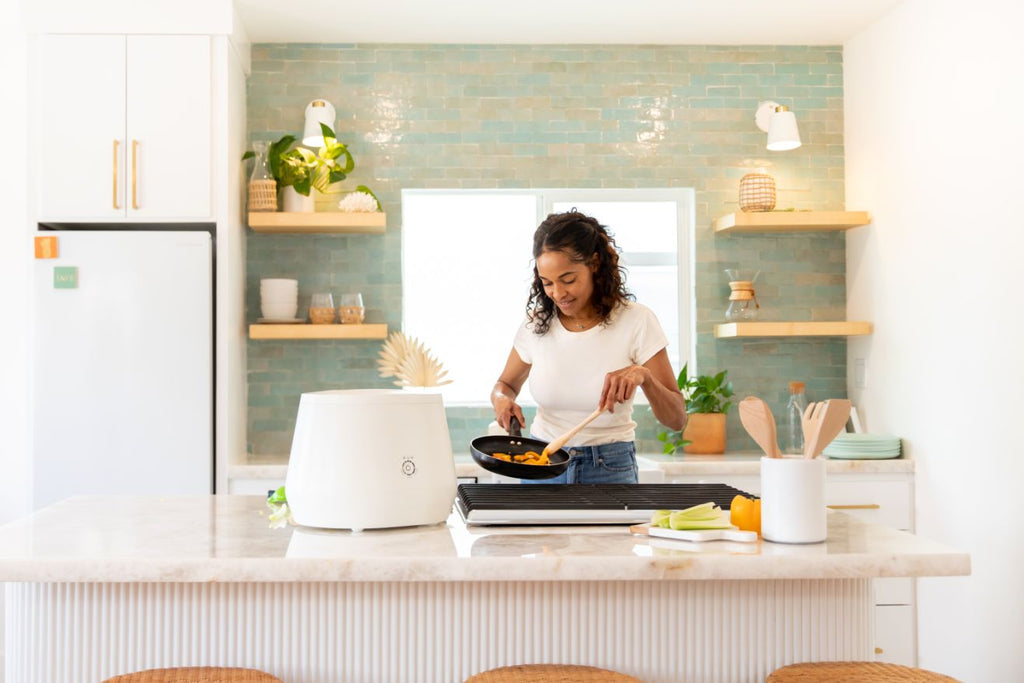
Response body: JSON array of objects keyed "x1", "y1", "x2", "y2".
[{"x1": 32, "y1": 230, "x2": 213, "y2": 510}]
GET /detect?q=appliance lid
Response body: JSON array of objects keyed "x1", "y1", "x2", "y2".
[{"x1": 456, "y1": 483, "x2": 754, "y2": 525}]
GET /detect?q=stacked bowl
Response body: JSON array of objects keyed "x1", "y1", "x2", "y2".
[
  {"x1": 823, "y1": 433, "x2": 902, "y2": 459},
  {"x1": 260, "y1": 278, "x2": 299, "y2": 321}
]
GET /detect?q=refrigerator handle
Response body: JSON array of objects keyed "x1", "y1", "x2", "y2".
[
  {"x1": 131, "y1": 139, "x2": 140, "y2": 210},
  {"x1": 112, "y1": 139, "x2": 120, "y2": 210}
]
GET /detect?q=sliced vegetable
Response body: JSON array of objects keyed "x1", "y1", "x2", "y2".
[
  {"x1": 651, "y1": 510, "x2": 672, "y2": 528},
  {"x1": 650, "y1": 502, "x2": 733, "y2": 531}
]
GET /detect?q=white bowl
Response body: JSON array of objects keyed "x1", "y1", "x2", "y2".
[
  {"x1": 261, "y1": 278, "x2": 298, "y2": 287},
  {"x1": 260, "y1": 294, "x2": 299, "y2": 303},
  {"x1": 262, "y1": 304, "x2": 299, "y2": 319}
]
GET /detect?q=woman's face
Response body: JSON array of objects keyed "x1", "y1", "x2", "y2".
[{"x1": 536, "y1": 249, "x2": 596, "y2": 318}]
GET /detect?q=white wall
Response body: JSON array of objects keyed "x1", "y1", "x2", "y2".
[
  {"x1": 0, "y1": 0, "x2": 32, "y2": 524},
  {"x1": 845, "y1": 1, "x2": 1024, "y2": 679}
]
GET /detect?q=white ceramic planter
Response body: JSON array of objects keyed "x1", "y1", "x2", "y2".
[
  {"x1": 760, "y1": 456, "x2": 827, "y2": 544},
  {"x1": 281, "y1": 185, "x2": 315, "y2": 212}
]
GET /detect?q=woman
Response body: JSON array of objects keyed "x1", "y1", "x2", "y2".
[{"x1": 490, "y1": 210, "x2": 687, "y2": 484}]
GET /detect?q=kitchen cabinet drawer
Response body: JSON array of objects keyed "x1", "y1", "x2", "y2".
[
  {"x1": 669, "y1": 474, "x2": 761, "y2": 495},
  {"x1": 826, "y1": 479, "x2": 913, "y2": 530},
  {"x1": 875, "y1": 577, "x2": 914, "y2": 605},
  {"x1": 228, "y1": 477, "x2": 282, "y2": 496},
  {"x1": 874, "y1": 604, "x2": 916, "y2": 666}
]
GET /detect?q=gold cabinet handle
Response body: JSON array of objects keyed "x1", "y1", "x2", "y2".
[
  {"x1": 131, "y1": 139, "x2": 139, "y2": 210},
  {"x1": 828, "y1": 504, "x2": 881, "y2": 510},
  {"x1": 112, "y1": 140, "x2": 121, "y2": 209},
  {"x1": 875, "y1": 647, "x2": 884, "y2": 654}
]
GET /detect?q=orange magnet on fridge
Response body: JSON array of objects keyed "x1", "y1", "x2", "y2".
[{"x1": 35, "y1": 235, "x2": 59, "y2": 259}]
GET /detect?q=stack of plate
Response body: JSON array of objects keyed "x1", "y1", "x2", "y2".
[{"x1": 823, "y1": 433, "x2": 902, "y2": 460}]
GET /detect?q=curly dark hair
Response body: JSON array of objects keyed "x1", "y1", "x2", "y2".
[{"x1": 526, "y1": 209, "x2": 633, "y2": 335}]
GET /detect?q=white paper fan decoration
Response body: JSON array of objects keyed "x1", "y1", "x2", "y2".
[{"x1": 377, "y1": 331, "x2": 452, "y2": 388}]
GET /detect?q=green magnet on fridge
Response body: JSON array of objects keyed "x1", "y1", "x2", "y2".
[{"x1": 53, "y1": 266, "x2": 78, "y2": 289}]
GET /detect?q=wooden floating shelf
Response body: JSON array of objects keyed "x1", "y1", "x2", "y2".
[
  {"x1": 249, "y1": 323, "x2": 388, "y2": 340},
  {"x1": 714, "y1": 211, "x2": 871, "y2": 234},
  {"x1": 715, "y1": 322, "x2": 874, "y2": 338},
  {"x1": 248, "y1": 211, "x2": 386, "y2": 234}
]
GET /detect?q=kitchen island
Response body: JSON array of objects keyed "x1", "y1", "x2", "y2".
[{"x1": 0, "y1": 494, "x2": 968, "y2": 683}]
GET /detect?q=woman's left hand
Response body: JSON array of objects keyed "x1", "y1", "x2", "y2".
[{"x1": 600, "y1": 364, "x2": 651, "y2": 413}]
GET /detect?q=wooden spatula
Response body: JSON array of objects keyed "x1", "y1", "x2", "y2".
[
  {"x1": 540, "y1": 407, "x2": 605, "y2": 458},
  {"x1": 804, "y1": 399, "x2": 852, "y2": 459},
  {"x1": 738, "y1": 396, "x2": 781, "y2": 458}
]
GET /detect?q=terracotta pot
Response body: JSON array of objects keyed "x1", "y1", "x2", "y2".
[{"x1": 682, "y1": 413, "x2": 727, "y2": 454}]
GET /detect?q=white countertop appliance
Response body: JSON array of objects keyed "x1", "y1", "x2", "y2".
[{"x1": 285, "y1": 389, "x2": 457, "y2": 530}]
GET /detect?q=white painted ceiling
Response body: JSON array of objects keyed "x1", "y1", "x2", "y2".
[{"x1": 235, "y1": 0, "x2": 905, "y2": 45}]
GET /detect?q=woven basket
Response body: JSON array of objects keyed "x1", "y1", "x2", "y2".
[
  {"x1": 102, "y1": 667, "x2": 283, "y2": 683},
  {"x1": 766, "y1": 661, "x2": 960, "y2": 682},
  {"x1": 248, "y1": 179, "x2": 278, "y2": 212},
  {"x1": 465, "y1": 664, "x2": 643, "y2": 682},
  {"x1": 738, "y1": 172, "x2": 776, "y2": 212}
]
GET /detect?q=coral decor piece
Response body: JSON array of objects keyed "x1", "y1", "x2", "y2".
[
  {"x1": 377, "y1": 331, "x2": 452, "y2": 388},
  {"x1": 337, "y1": 190, "x2": 380, "y2": 213}
]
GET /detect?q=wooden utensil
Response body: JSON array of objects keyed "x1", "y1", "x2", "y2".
[
  {"x1": 738, "y1": 396, "x2": 781, "y2": 458},
  {"x1": 804, "y1": 399, "x2": 852, "y2": 459},
  {"x1": 801, "y1": 401, "x2": 822, "y2": 457},
  {"x1": 540, "y1": 407, "x2": 605, "y2": 458}
]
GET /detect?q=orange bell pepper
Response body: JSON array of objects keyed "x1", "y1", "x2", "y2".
[{"x1": 730, "y1": 494, "x2": 761, "y2": 535}]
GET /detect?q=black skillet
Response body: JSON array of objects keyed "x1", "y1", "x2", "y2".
[{"x1": 470, "y1": 416, "x2": 570, "y2": 480}]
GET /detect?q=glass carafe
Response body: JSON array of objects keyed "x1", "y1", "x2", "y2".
[
  {"x1": 785, "y1": 380, "x2": 808, "y2": 455},
  {"x1": 724, "y1": 268, "x2": 760, "y2": 322},
  {"x1": 248, "y1": 140, "x2": 278, "y2": 212}
]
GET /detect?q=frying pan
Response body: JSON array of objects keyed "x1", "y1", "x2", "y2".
[{"x1": 470, "y1": 416, "x2": 570, "y2": 480}]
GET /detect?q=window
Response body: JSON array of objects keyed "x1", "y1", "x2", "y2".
[{"x1": 402, "y1": 189, "x2": 694, "y2": 405}]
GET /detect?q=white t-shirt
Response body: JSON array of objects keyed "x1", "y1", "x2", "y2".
[{"x1": 513, "y1": 301, "x2": 669, "y2": 446}]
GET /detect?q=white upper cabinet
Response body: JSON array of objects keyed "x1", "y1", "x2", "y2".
[{"x1": 37, "y1": 35, "x2": 212, "y2": 222}]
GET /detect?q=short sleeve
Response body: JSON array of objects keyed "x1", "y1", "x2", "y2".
[
  {"x1": 512, "y1": 318, "x2": 534, "y2": 364},
  {"x1": 631, "y1": 304, "x2": 669, "y2": 366}
]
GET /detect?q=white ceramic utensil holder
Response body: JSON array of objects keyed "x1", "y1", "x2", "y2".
[{"x1": 760, "y1": 456, "x2": 827, "y2": 544}]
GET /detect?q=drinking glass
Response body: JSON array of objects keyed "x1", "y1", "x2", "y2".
[
  {"x1": 339, "y1": 292, "x2": 365, "y2": 324},
  {"x1": 309, "y1": 292, "x2": 335, "y2": 324}
]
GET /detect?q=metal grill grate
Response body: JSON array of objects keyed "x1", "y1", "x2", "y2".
[{"x1": 456, "y1": 483, "x2": 754, "y2": 525}]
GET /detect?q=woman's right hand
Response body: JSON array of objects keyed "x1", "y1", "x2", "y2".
[{"x1": 493, "y1": 393, "x2": 526, "y2": 433}]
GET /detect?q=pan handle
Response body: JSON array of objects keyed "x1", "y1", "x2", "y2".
[{"x1": 509, "y1": 415, "x2": 523, "y2": 438}]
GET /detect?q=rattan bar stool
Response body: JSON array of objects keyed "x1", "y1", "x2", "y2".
[
  {"x1": 465, "y1": 663, "x2": 643, "y2": 682},
  {"x1": 766, "y1": 661, "x2": 960, "y2": 682},
  {"x1": 101, "y1": 667, "x2": 284, "y2": 683}
]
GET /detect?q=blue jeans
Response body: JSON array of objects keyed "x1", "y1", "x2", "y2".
[{"x1": 529, "y1": 441, "x2": 638, "y2": 485}]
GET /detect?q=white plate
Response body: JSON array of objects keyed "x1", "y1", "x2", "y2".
[{"x1": 257, "y1": 318, "x2": 305, "y2": 324}]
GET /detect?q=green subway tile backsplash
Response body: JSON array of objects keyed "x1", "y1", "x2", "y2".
[{"x1": 246, "y1": 43, "x2": 849, "y2": 458}]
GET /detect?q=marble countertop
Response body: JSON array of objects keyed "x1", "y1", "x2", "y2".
[
  {"x1": 232, "y1": 452, "x2": 914, "y2": 481},
  {"x1": 636, "y1": 452, "x2": 915, "y2": 475},
  {"x1": 0, "y1": 494, "x2": 966, "y2": 584}
]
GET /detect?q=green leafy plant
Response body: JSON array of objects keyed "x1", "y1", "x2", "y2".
[
  {"x1": 656, "y1": 363, "x2": 734, "y2": 454},
  {"x1": 243, "y1": 124, "x2": 363, "y2": 197}
]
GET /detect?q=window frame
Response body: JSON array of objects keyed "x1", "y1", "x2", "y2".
[{"x1": 400, "y1": 187, "x2": 695, "y2": 407}]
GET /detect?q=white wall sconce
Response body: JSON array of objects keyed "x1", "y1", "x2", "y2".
[
  {"x1": 302, "y1": 99, "x2": 337, "y2": 147},
  {"x1": 755, "y1": 101, "x2": 801, "y2": 151}
]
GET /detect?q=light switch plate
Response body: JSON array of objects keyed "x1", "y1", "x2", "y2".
[{"x1": 854, "y1": 357, "x2": 867, "y2": 388}]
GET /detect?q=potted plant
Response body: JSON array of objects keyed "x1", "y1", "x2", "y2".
[
  {"x1": 244, "y1": 124, "x2": 370, "y2": 213},
  {"x1": 657, "y1": 363, "x2": 734, "y2": 455}
]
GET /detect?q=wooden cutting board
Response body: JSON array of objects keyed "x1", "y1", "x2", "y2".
[{"x1": 630, "y1": 523, "x2": 759, "y2": 544}]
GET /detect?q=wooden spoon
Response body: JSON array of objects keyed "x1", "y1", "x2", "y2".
[
  {"x1": 540, "y1": 407, "x2": 605, "y2": 458},
  {"x1": 738, "y1": 396, "x2": 782, "y2": 458},
  {"x1": 801, "y1": 401, "x2": 822, "y2": 457},
  {"x1": 804, "y1": 399, "x2": 852, "y2": 459}
]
